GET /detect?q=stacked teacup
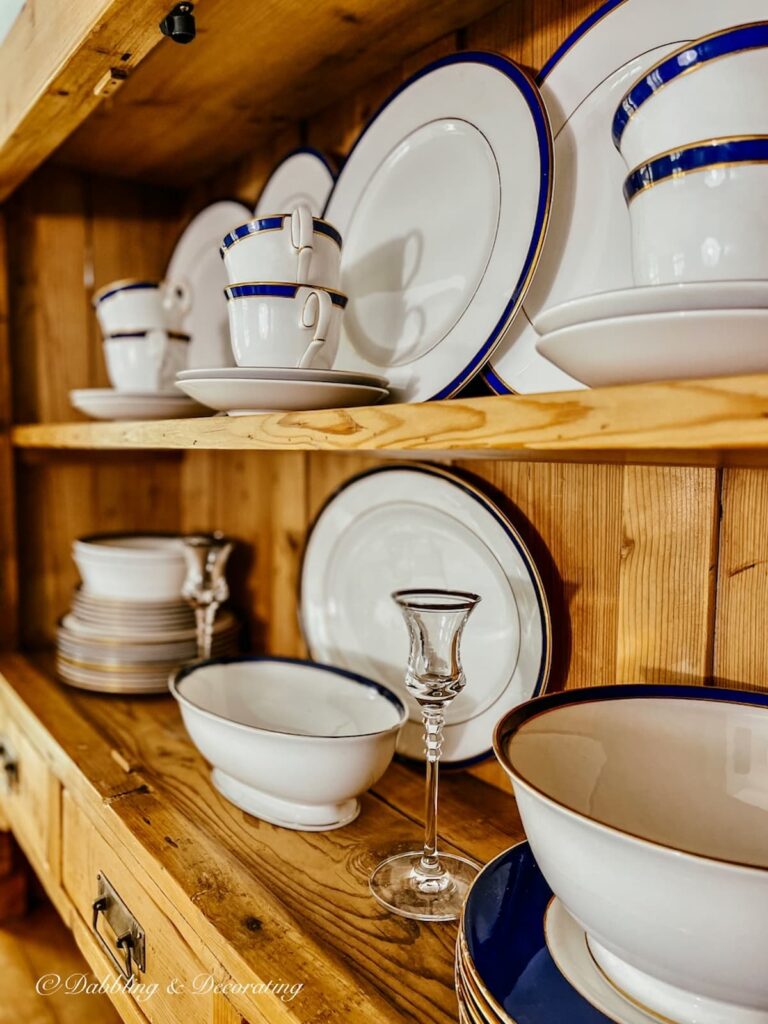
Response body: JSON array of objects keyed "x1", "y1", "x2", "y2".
[
  {"x1": 221, "y1": 205, "x2": 346, "y2": 370},
  {"x1": 92, "y1": 278, "x2": 192, "y2": 392},
  {"x1": 613, "y1": 22, "x2": 768, "y2": 290}
]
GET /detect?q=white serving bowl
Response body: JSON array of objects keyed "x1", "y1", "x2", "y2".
[
  {"x1": 625, "y1": 138, "x2": 768, "y2": 285},
  {"x1": 613, "y1": 23, "x2": 768, "y2": 170},
  {"x1": 73, "y1": 534, "x2": 187, "y2": 602},
  {"x1": 92, "y1": 279, "x2": 189, "y2": 335},
  {"x1": 221, "y1": 213, "x2": 341, "y2": 288},
  {"x1": 225, "y1": 283, "x2": 346, "y2": 370},
  {"x1": 494, "y1": 684, "x2": 768, "y2": 1024},
  {"x1": 104, "y1": 331, "x2": 189, "y2": 392},
  {"x1": 170, "y1": 656, "x2": 406, "y2": 831}
]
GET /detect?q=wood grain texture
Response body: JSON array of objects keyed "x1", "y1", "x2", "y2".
[
  {"x1": 0, "y1": 0, "x2": 172, "y2": 201},
  {"x1": 14, "y1": 375, "x2": 768, "y2": 463},
  {"x1": 714, "y1": 469, "x2": 768, "y2": 690},
  {"x1": 0, "y1": 210, "x2": 18, "y2": 650}
]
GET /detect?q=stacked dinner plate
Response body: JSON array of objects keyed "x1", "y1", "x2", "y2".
[{"x1": 56, "y1": 591, "x2": 240, "y2": 695}]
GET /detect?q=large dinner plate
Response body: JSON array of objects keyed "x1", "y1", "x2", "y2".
[
  {"x1": 165, "y1": 200, "x2": 252, "y2": 369},
  {"x1": 324, "y1": 52, "x2": 552, "y2": 403},
  {"x1": 254, "y1": 148, "x2": 336, "y2": 218},
  {"x1": 485, "y1": 0, "x2": 768, "y2": 395},
  {"x1": 300, "y1": 465, "x2": 551, "y2": 764}
]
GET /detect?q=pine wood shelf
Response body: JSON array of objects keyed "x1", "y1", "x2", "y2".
[
  {"x1": 12, "y1": 375, "x2": 768, "y2": 465},
  {"x1": 0, "y1": 652, "x2": 522, "y2": 1024}
]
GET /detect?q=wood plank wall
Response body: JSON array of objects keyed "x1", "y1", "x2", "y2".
[{"x1": 3, "y1": 0, "x2": 768, "y2": 792}]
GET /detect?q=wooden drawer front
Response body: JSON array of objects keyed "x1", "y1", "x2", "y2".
[
  {"x1": 62, "y1": 793, "x2": 211, "y2": 1024},
  {"x1": 0, "y1": 703, "x2": 57, "y2": 874}
]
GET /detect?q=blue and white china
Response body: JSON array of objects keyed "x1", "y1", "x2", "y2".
[
  {"x1": 170, "y1": 656, "x2": 406, "y2": 831},
  {"x1": 534, "y1": 280, "x2": 768, "y2": 336},
  {"x1": 459, "y1": 842, "x2": 624, "y2": 1024},
  {"x1": 625, "y1": 137, "x2": 768, "y2": 286},
  {"x1": 323, "y1": 52, "x2": 552, "y2": 403},
  {"x1": 494, "y1": 685, "x2": 768, "y2": 1024},
  {"x1": 220, "y1": 206, "x2": 342, "y2": 289},
  {"x1": 536, "y1": 307, "x2": 768, "y2": 387},
  {"x1": 300, "y1": 465, "x2": 551, "y2": 765},
  {"x1": 103, "y1": 330, "x2": 189, "y2": 393},
  {"x1": 174, "y1": 375, "x2": 386, "y2": 416},
  {"x1": 164, "y1": 199, "x2": 252, "y2": 369},
  {"x1": 614, "y1": 22, "x2": 768, "y2": 171},
  {"x1": 254, "y1": 148, "x2": 336, "y2": 219},
  {"x1": 484, "y1": 0, "x2": 768, "y2": 396},
  {"x1": 176, "y1": 365, "x2": 388, "y2": 388},
  {"x1": 92, "y1": 279, "x2": 188, "y2": 335},
  {"x1": 224, "y1": 283, "x2": 347, "y2": 370},
  {"x1": 69, "y1": 388, "x2": 205, "y2": 422},
  {"x1": 73, "y1": 534, "x2": 188, "y2": 602}
]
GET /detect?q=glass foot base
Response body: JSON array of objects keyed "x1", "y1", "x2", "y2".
[{"x1": 369, "y1": 851, "x2": 480, "y2": 922}]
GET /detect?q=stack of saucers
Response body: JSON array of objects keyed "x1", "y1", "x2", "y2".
[
  {"x1": 56, "y1": 533, "x2": 240, "y2": 694},
  {"x1": 174, "y1": 204, "x2": 389, "y2": 415},
  {"x1": 537, "y1": 21, "x2": 768, "y2": 388}
]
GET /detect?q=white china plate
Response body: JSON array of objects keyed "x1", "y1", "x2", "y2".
[
  {"x1": 300, "y1": 465, "x2": 551, "y2": 764},
  {"x1": 324, "y1": 52, "x2": 552, "y2": 403},
  {"x1": 61, "y1": 612, "x2": 236, "y2": 645},
  {"x1": 534, "y1": 281, "x2": 768, "y2": 336},
  {"x1": 70, "y1": 389, "x2": 207, "y2": 421},
  {"x1": 545, "y1": 900, "x2": 657, "y2": 1024},
  {"x1": 537, "y1": 309, "x2": 768, "y2": 388},
  {"x1": 485, "y1": 0, "x2": 768, "y2": 395},
  {"x1": 254, "y1": 149, "x2": 336, "y2": 218},
  {"x1": 175, "y1": 377, "x2": 387, "y2": 415},
  {"x1": 176, "y1": 366, "x2": 389, "y2": 388},
  {"x1": 165, "y1": 200, "x2": 252, "y2": 369}
]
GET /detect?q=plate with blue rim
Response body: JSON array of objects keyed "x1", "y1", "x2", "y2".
[
  {"x1": 484, "y1": 0, "x2": 768, "y2": 396},
  {"x1": 254, "y1": 148, "x2": 337, "y2": 219},
  {"x1": 458, "y1": 842, "x2": 657, "y2": 1024},
  {"x1": 323, "y1": 51, "x2": 552, "y2": 404}
]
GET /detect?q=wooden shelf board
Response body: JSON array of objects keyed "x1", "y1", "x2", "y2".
[
  {"x1": 0, "y1": 652, "x2": 522, "y2": 1024},
  {"x1": 12, "y1": 375, "x2": 768, "y2": 464}
]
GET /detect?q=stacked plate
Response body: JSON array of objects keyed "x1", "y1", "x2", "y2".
[{"x1": 56, "y1": 592, "x2": 240, "y2": 694}]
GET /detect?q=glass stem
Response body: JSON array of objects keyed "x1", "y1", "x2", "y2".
[
  {"x1": 420, "y1": 706, "x2": 444, "y2": 878},
  {"x1": 195, "y1": 602, "x2": 217, "y2": 659}
]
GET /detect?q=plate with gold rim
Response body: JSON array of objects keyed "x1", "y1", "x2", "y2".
[
  {"x1": 254, "y1": 148, "x2": 336, "y2": 219},
  {"x1": 484, "y1": 0, "x2": 768, "y2": 395}
]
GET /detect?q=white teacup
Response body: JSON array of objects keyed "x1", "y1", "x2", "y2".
[
  {"x1": 614, "y1": 23, "x2": 768, "y2": 171},
  {"x1": 224, "y1": 284, "x2": 347, "y2": 369},
  {"x1": 104, "y1": 330, "x2": 190, "y2": 392},
  {"x1": 220, "y1": 205, "x2": 342, "y2": 288},
  {"x1": 625, "y1": 137, "x2": 768, "y2": 286},
  {"x1": 93, "y1": 279, "x2": 190, "y2": 335}
]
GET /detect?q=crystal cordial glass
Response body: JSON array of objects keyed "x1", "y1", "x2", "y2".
[
  {"x1": 181, "y1": 532, "x2": 233, "y2": 659},
  {"x1": 369, "y1": 587, "x2": 481, "y2": 921}
]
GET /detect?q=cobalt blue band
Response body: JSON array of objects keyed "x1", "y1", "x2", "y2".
[
  {"x1": 623, "y1": 137, "x2": 768, "y2": 202},
  {"x1": 613, "y1": 23, "x2": 768, "y2": 148},
  {"x1": 221, "y1": 216, "x2": 342, "y2": 252},
  {"x1": 93, "y1": 281, "x2": 158, "y2": 306},
  {"x1": 224, "y1": 283, "x2": 347, "y2": 307}
]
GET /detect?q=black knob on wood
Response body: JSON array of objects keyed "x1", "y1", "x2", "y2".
[{"x1": 160, "y1": 2, "x2": 196, "y2": 44}]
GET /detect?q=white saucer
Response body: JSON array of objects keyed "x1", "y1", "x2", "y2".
[
  {"x1": 175, "y1": 377, "x2": 387, "y2": 415},
  {"x1": 255, "y1": 149, "x2": 336, "y2": 218},
  {"x1": 176, "y1": 366, "x2": 389, "y2": 389},
  {"x1": 70, "y1": 389, "x2": 207, "y2": 421},
  {"x1": 534, "y1": 281, "x2": 768, "y2": 336},
  {"x1": 537, "y1": 309, "x2": 768, "y2": 388},
  {"x1": 165, "y1": 200, "x2": 252, "y2": 369},
  {"x1": 544, "y1": 900, "x2": 658, "y2": 1024},
  {"x1": 211, "y1": 768, "x2": 360, "y2": 831}
]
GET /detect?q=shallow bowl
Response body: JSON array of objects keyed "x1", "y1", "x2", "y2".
[
  {"x1": 494, "y1": 684, "x2": 768, "y2": 1024},
  {"x1": 73, "y1": 533, "x2": 187, "y2": 602},
  {"x1": 170, "y1": 656, "x2": 406, "y2": 831}
]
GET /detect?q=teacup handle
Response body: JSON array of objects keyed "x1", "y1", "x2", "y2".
[
  {"x1": 298, "y1": 289, "x2": 332, "y2": 369},
  {"x1": 146, "y1": 329, "x2": 171, "y2": 390},
  {"x1": 290, "y1": 204, "x2": 314, "y2": 285},
  {"x1": 161, "y1": 279, "x2": 192, "y2": 317}
]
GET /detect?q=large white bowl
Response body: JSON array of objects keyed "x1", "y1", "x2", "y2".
[
  {"x1": 494, "y1": 684, "x2": 768, "y2": 1024},
  {"x1": 73, "y1": 534, "x2": 187, "y2": 602},
  {"x1": 625, "y1": 138, "x2": 768, "y2": 285},
  {"x1": 614, "y1": 23, "x2": 768, "y2": 170},
  {"x1": 170, "y1": 656, "x2": 406, "y2": 831}
]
